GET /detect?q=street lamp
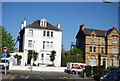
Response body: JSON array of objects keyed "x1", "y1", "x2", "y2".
[{"x1": 76, "y1": 53, "x2": 79, "y2": 77}]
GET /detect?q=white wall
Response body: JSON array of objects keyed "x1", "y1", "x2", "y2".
[
  {"x1": 9, "y1": 66, "x2": 66, "y2": 72},
  {"x1": 22, "y1": 28, "x2": 62, "y2": 67}
]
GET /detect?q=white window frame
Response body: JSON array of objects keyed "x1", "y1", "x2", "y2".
[
  {"x1": 28, "y1": 29, "x2": 33, "y2": 35},
  {"x1": 91, "y1": 36, "x2": 95, "y2": 43},
  {"x1": 112, "y1": 47, "x2": 118, "y2": 54},
  {"x1": 28, "y1": 40, "x2": 33, "y2": 47},
  {"x1": 102, "y1": 37, "x2": 105, "y2": 44},
  {"x1": 51, "y1": 31, "x2": 53, "y2": 37},
  {"x1": 89, "y1": 46, "x2": 96, "y2": 53},
  {"x1": 43, "y1": 31, "x2": 46, "y2": 36},
  {"x1": 43, "y1": 41, "x2": 45, "y2": 49},
  {"x1": 112, "y1": 37, "x2": 118, "y2": 44}
]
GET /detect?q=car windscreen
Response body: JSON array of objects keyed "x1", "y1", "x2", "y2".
[{"x1": 106, "y1": 70, "x2": 118, "y2": 78}]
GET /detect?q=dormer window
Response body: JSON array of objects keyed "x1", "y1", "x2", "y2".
[
  {"x1": 40, "y1": 18, "x2": 47, "y2": 27},
  {"x1": 91, "y1": 36, "x2": 95, "y2": 43}
]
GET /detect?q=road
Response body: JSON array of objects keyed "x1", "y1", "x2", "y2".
[{"x1": 2, "y1": 70, "x2": 96, "y2": 81}]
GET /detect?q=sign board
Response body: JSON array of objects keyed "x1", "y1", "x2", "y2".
[{"x1": 2, "y1": 53, "x2": 7, "y2": 57}]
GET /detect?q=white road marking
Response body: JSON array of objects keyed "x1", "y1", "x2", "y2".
[
  {"x1": 25, "y1": 75, "x2": 31, "y2": 79},
  {"x1": 35, "y1": 75, "x2": 45, "y2": 80}
]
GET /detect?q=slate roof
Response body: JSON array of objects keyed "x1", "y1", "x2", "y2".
[
  {"x1": 76, "y1": 27, "x2": 116, "y2": 37},
  {"x1": 83, "y1": 28, "x2": 107, "y2": 37},
  {"x1": 25, "y1": 20, "x2": 62, "y2": 31}
]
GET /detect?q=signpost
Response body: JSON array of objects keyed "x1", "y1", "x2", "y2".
[{"x1": 2, "y1": 47, "x2": 8, "y2": 74}]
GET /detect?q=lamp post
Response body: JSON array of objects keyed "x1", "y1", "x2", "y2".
[{"x1": 76, "y1": 53, "x2": 79, "y2": 77}]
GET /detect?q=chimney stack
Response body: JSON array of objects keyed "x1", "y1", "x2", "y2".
[
  {"x1": 23, "y1": 17, "x2": 26, "y2": 27},
  {"x1": 57, "y1": 23, "x2": 60, "y2": 28},
  {"x1": 80, "y1": 24, "x2": 84, "y2": 30},
  {"x1": 21, "y1": 21, "x2": 24, "y2": 29}
]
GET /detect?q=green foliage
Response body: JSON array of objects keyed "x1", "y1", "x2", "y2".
[
  {"x1": 93, "y1": 66, "x2": 108, "y2": 80},
  {"x1": 33, "y1": 63, "x2": 36, "y2": 66},
  {"x1": 0, "y1": 26, "x2": 16, "y2": 56},
  {"x1": 70, "y1": 48, "x2": 83, "y2": 55},
  {"x1": 50, "y1": 50, "x2": 56, "y2": 64},
  {"x1": 28, "y1": 50, "x2": 38, "y2": 61},
  {"x1": 61, "y1": 48, "x2": 84, "y2": 66},
  {"x1": 85, "y1": 66, "x2": 92, "y2": 78},
  {"x1": 110, "y1": 66, "x2": 119, "y2": 70},
  {"x1": 65, "y1": 48, "x2": 84, "y2": 63},
  {"x1": 14, "y1": 54, "x2": 22, "y2": 61}
]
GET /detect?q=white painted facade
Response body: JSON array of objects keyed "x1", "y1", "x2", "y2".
[{"x1": 18, "y1": 18, "x2": 62, "y2": 67}]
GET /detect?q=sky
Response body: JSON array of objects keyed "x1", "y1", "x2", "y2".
[{"x1": 2, "y1": 2, "x2": 119, "y2": 51}]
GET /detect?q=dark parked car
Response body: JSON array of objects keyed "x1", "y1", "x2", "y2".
[{"x1": 100, "y1": 70, "x2": 120, "y2": 81}]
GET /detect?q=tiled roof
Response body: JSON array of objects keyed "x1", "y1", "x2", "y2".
[
  {"x1": 83, "y1": 28, "x2": 107, "y2": 37},
  {"x1": 76, "y1": 27, "x2": 117, "y2": 37},
  {"x1": 25, "y1": 20, "x2": 62, "y2": 31}
]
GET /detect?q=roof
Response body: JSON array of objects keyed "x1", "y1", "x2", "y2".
[
  {"x1": 25, "y1": 20, "x2": 62, "y2": 31},
  {"x1": 83, "y1": 28, "x2": 107, "y2": 37},
  {"x1": 76, "y1": 27, "x2": 118, "y2": 37}
]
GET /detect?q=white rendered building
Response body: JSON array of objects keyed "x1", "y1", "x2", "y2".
[{"x1": 19, "y1": 18, "x2": 62, "y2": 67}]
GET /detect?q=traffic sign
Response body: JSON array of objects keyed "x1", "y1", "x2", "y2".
[{"x1": 2, "y1": 53, "x2": 7, "y2": 57}]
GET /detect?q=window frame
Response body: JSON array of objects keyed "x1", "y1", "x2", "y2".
[{"x1": 28, "y1": 40, "x2": 33, "y2": 47}]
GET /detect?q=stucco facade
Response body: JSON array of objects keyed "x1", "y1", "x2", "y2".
[{"x1": 18, "y1": 18, "x2": 62, "y2": 67}]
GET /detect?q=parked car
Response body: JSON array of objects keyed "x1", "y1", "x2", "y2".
[
  {"x1": 66, "y1": 62, "x2": 86, "y2": 74},
  {"x1": 100, "y1": 70, "x2": 120, "y2": 81}
]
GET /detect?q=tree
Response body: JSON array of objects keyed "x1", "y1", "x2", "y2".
[
  {"x1": 61, "y1": 51, "x2": 70, "y2": 67},
  {"x1": 28, "y1": 50, "x2": 38, "y2": 65},
  {"x1": 66, "y1": 48, "x2": 84, "y2": 63},
  {"x1": 50, "y1": 50, "x2": 56, "y2": 65},
  {"x1": 14, "y1": 54, "x2": 22, "y2": 65},
  {"x1": 0, "y1": 26, "x2": 16, "y2": 57},
  {"x1": 14, "y1": 54, "x2": 22, "y2": 61}
]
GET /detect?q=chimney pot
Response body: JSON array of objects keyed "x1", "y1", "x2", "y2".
[
  {"x1": 57, "y1": 23, "x2": 60, "y2": 28},
  {"x1": 80, "y1": 24, "x2": 84, "y2": 30}
]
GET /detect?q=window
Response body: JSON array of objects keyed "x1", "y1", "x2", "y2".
[
  {"x1": 46, "y1": 41, "x2": 49, "y2": 49},
  {"x1": 89, "y1": 46, "x2": 96, "y2": 53},
  {"x1": 91, "y1": 36, "x2": 95, "y2": 42},
  {"x1": 102, "y1": 37, "x2": 105, "y2": 44},
  {"x1": 43, "y1": 41, "x2": 53, "y2": 49},
  {"x1": 41, "y1": 54, "x2": 44, "y2": 58},
  {"x1": 112, "y1": 47, "x2": 118, "y2": 54},
  {"x1": 101, "y1": 47, "x2": 104, "y2": 53},
  {"x1": 41, "y1": 54, "x2": 44, "y2": 60},
  {"x1": 28, "y1": 40, "x2": 32, "y2": 47},
  {"x1": 43, "y1": 31, "x2": 46, "y2": 36},
  {"x1": 51, "y1": 32, "x2": 53, "y2": 37},
  {"x1": 93, "y1": 46, "x2": 96, "y2": 52},
  {"x1": 90, "y1": 46, "x2": 92, "y2": 52},
  {"x1": 28, "y1": 29, "x2": 33, "y2": 35},
  {"x1": 43, "y1": 41, "x2": 45, "y2": 49},
  {"x1": 40, "y1": 18, "x2": 47, "y2": 27},
  {"x1": 47, "y1": 31, "x2": 50, "y2": 37},
  {"x1": 112, "y1": 38, "x2": 118, "y2": 44},
  {"x1": 50, "y1": 42, "x2": 53, "y2": 49}
]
